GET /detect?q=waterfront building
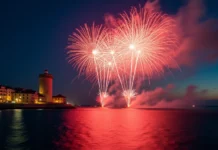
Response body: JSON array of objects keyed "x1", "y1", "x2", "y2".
[
  {"x1": 0, "y1": 70, "x2": 67, "y2": 104},
  {"x1": 52, "y1": 94, "x2": 66, "y2": 104},
  {"x1": 6, "y1": 87, "x2": 14, "y2": 101},
  {"x1": 0, "y1": 85, "x2": 15, "y2": 103},
  {"x1": 12, "y1": 88, "x2": 38, "y2": 104},
  {"x1": 0, "y1": 86, "x2": 6, "y2": 103},
  {"x1": 37, "y1": 93, "x2": 46, "y2": 104},
  {"x1": 39, "y1": 70, "x2": 53, "y2": 103}
]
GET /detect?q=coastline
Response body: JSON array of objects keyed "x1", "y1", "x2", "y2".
[{"x1": 0, "y1": 104, "x2": 75, "y2": 110}]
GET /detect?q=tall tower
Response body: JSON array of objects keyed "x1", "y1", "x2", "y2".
[{"x1": 39, "y1": 70, "x2": 53, "y2": 103}]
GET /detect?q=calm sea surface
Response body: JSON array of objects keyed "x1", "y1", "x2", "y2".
[{"x1": 0, "y1": 108, "x2": 218, "y2": 150}]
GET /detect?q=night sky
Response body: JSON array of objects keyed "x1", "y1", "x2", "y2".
[{"x1": 1, "y1": 0, "x2": 218, "y2": 105}]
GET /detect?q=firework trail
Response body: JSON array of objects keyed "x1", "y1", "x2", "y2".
[
  {"x1": 67, "y1": 24, "x2": 114, "y2": 107},
  {"x1": 112, "y1": 6, "x2": 179, "y2": 107}
]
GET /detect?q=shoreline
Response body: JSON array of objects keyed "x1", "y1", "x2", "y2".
[{"x1": 0, "y1": 104, "x2": 75, "y2": 110}]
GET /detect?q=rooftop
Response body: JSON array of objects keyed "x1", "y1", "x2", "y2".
[
  {"x1": 53, "y1": 94, "x2": 66, "y2": 98},
  {"x1": 14, "y1": 88, "x2": 36, "y2": 94},
  {"x1": 39, "y1": 69, "x2": 53, "y2": 79},
  {"x1": 0, "y1": 85, "x2": 14, "y2": 89}
]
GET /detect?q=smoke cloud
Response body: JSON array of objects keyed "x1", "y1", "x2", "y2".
[
  {"x1": 102, "y1": 82, "x2": 209, "y2": 108},
  {"x1": 173, "y1": 0, "x2": 218, "y2": 67}
]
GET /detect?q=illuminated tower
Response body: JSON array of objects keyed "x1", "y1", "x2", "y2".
[{"x1": 39, "y1": 70, "x2": 53, "y2": 103}]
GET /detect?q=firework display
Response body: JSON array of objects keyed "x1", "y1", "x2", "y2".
[{"x1": 67, "y1": 5, "x2": 179, "y2": 107}]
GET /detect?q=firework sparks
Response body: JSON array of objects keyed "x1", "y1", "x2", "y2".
[
  {"x1": 67, "y1": 4, "x2": 179, "y2": 108},
  {"x1": 111, "y1": 6, "x2": 179, "y2": 107},
  {"x1": 122, "y1": 89, "x2": 137, "y2": 107},
  {"x1": 67, "y1": 23, "x2": 115, "y2": 107}
]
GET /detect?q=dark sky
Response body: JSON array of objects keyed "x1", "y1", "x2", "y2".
[{"x1": 1, "y1": 0, "x2": 218, "y2": 105}]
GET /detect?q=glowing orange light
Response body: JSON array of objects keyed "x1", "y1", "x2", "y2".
[{"x1": 129, "y1": 44, "x2": 135, "y2": 50}]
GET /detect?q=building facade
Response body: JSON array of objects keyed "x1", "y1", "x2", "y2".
[
  {"x1": 0, "y1": 86, "x2": 6, "y2": 103},
  {"x1": 6, "y1": 87, "x2": 14, "y2": 101},
  {"x1": 39, "y1": 70, "x2": 53, "y2": 103},
  {"x1": 52, "y1": 94, "x2": 66, "y2": 104},
  {"x1": 36, "y1": 94, "x2": 46, "y2": 104},
  {"x1": 0, "y1": 86, "x2": 15, "y2": 103},
  {"x1": 12, "y1": 89, "x2": 38, "y2": 104}
]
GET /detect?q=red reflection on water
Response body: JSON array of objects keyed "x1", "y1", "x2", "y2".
[{"x1": 55, "y1": 108, "x2": 191, "y2": 150}]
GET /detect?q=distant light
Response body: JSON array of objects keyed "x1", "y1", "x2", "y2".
[
  {"x1": 192, "y1": 104, "x2": 195, "y2": 108},
  {"x1": 108, "y1": 62, "x2": 112, "y2": 66},
  {"x1": 92, "y1": 49, "x2": 98, "y2": 55},
  {"x1": 110, "y1": 50, "x2": 115, "y2": 55},
  {"x1": 137, "y1": 50, "x2": 141, "y2": 53},
  {"x1": 129, "y1": 44, "x2": 135, "y2": 50},
  {"x1": 67, "y1": 101, "x2": 72, "y2": 105}
]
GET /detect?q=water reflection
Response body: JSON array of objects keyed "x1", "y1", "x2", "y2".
[
  {"x1": 55, "y1": 108, "x2": 196, "y2": 150},
  {"x1": 0, "y1": 108, "x2": 218, "y2": 149},
  {"x1": 6, "y1": 109, "x2": 28, "y2": 150}
]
